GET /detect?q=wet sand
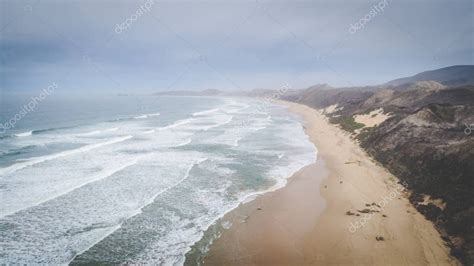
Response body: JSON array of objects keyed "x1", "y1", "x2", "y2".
[{"x1": 204, "y1": 101, "x2": 457, "y2": 265}]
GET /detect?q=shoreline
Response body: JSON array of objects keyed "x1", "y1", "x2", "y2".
[{"x1": 203, "y1": 100, "x2": 457, "y2": 265}]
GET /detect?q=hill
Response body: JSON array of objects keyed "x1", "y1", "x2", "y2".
[
  {"x1": 386, "y1": 65, "x2": 474, "y2": 87},
  {"x1": 282, "y1": 66, "x2": 474, "y2": 265}
]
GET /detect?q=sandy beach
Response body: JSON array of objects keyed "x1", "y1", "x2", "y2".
[{"x1": 204, "y1": 101, "x2": 457, "y2": 265}]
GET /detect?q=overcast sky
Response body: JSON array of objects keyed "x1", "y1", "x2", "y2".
[{"x1": 1, "y1": 0, "x2": 473, "y2": 93}]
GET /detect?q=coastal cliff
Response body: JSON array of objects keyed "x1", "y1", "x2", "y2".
[{"x1": 281, "y1": 66, "x2": 474, "y2": 264}]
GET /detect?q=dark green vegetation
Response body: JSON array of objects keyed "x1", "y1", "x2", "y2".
[
  {"x1": 280, "y1": 67, "x2": 474, "y2": 265},
  {"x1": 328, "y1": 116, "x2": 365, "y2": 132}
]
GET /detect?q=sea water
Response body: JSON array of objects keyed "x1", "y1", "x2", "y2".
[{"x1": 0, "y1": 95, "x2": 316, "y2": 264}]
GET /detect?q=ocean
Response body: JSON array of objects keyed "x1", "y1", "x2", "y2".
[{"x1": 0, "y1": 95, "x2": 317, "y2": 264}]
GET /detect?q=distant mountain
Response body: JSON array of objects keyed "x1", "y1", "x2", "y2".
[{"x1": 386, "y1": 65, "x2": 474, "y2": 87}]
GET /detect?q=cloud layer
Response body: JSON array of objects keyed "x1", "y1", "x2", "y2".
[{"x1": 1, "y1": 0, "x2": 473, "y2": 93}]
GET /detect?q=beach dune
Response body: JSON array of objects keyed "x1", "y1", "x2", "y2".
[{"x1": 205, "y1": 101, "x2": 457, "y2": 265}]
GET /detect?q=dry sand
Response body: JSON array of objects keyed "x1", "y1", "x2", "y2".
[
  {"x1": 354, "y1": 108, "x2": 392, "y2": 128},
  {"x1": 204, "y1": 101, "x2": 457, "y2": 265}
]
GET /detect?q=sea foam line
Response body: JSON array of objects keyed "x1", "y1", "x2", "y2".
[
  {"x1": 192, "y1": 108, "x2": 219, "y2": 116},
  {"x1": 204, "y1": 116, "x2": 234, "y2": 131},
  {"x1": 143, "y1": 129, "x2": 156, "y2": 134},
  {"x1": 183, "y1": 153, "x2": 317, "y2": 265},
  {"x1": 178, "y1": 156, "x2": 313, "y2": 265},
  {"x1": 158, "y1": 118, "x2": 194, "y2": 131},
  {"x1": 134, "y1": 113, "x2": 160, "y2": 119},
  {"x1": 78, "y1": 130, "x2": 102, "y2": 136},
  {"x1": 0, "y1": 158, "x2": 141, "y2": 218},
  {"x1": 14, "y1": 131, "x2": 33, "y2": 137},
  {"x1": 69, "y1": 157, "x2": 207, "y2": 264},
  {"x1": 77, "y1": 128, "x2": 119, "y2": 137},
  {"x1": 0, "y1": 136, "x2": 133, "y2": 176},
  {"x1": 174, "y1": 138, "x2": 192, "y2": 147}
]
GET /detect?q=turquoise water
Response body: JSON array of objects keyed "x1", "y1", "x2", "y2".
[{"x1": 0, "y1": 95, "x2": 316, "y2": 264}]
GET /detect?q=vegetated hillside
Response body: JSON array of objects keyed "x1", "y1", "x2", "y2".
[
  {"x1": 386, "y1": 65, "x2": 474, "y2": 87},
  {"x1": 283, "y1": 81, "x2": 474, "y2": 265}
]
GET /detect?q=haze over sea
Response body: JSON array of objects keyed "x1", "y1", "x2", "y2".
[{"x1": 0, "y1": 95, "x2": 316, "y2": 264}]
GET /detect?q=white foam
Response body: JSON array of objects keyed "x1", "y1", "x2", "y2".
[
  {"x1": 78, "y1": 130, "x2": 102, "y2": 136},
  {"x1": 69, "y1": 158, "x2": 208, "y2": 263},
  {"x1": 67, "y1": 225, "x2": 121, "y2": 265},
  {"x1": 2, "y1": 151, "x2": 207, "y2": 264},
  {"x1": 14, "y1": 131, "x2": 33, "y2": 137},
  {"x1": 0, "y1": 136, "x2": 133, "y2": 176},
  {"x1": 221, "y1": 220, "x2": 232, "y2": 229},
  {"x1": 224, "y1": 103, "x2": 251, "y2": 114},
  {"x1": 158, "y1": 118, "x2": 194, "y2": 131},
  {"x1": 143, "y1": 129, "x2": 156, "y2": 134},
  {"x1": 253, "y1": 126, "x2": 266, "y2": 131},
  {"x1": 77, "y1": 127, "x2": 119, "y2": 137},
  {"x1": 204, "y1": 116, "x2": 233, "y2": 131},
  {"x1": 0, "y1": 97, "x2": 321, "y2": 265},
  {"x1": 131, "y1": 172, "x2": 234, "y2": 265},
  {"x1": 174, "y1": 138, "x2": 192, "y2": 147},
  {"x1": 192, "y1": 108, "x2": 219, "y2": 116},
  {"x1": 233, "y1": 137, "x2": 242, "y2": 147},
  {"x1": 196, "y1": 116, "x2": 234, "y2": 131},
  {"x1": 0, "y1": 157, "x2": 141, "y2": 218},
  {"x1": 141, "y1": 156, "x2": 207, "y2": 200},
  {"x1": 134, "y1": 113, "x2": 160, "y2": 119}
]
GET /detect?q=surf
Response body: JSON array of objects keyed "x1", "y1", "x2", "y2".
[{"x1": 0, "y1": 135, "x2": 133, "y2": 176}]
